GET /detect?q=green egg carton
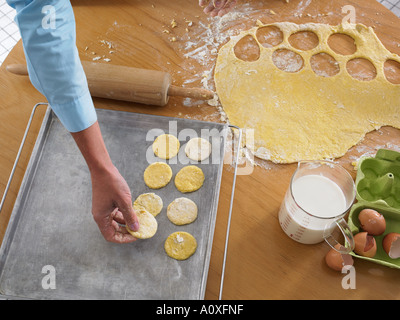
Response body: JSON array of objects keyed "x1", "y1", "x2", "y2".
[{"x1": 347, "y1": 149, "x2": 400, "y2": 269}]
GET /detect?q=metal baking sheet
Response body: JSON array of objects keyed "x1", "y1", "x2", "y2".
[{"x1": 0, "y1": 107, "x2": 228, "y2": 300}]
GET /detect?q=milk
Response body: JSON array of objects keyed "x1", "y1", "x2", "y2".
[{"x1": 279, "y1": 174, "x2": 347, "y2": 244}]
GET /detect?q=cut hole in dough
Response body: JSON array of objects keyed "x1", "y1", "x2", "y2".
[
  {"x1": 346, "y1": 58, "x2": 377, "y2": 81},
  {"x1": 175, "y1": 165, "x2": 205, "y2": 193},
  {"x1": 272, "y1": 49, "x2": 304, "y2": 73},
  {"x1": 167, "y1": 197, "x2": 198, "y2": 225},
  {"x1": 144, "y1": 162, "x2": 173, "y2": 189},
  {"x1": 384, "y1": 59, "x2": 400, "y2": 84},
  {"x1": 152, "y1": 133, "x2": 180, "y2": 160},
  {"x1": 256, "y1": 25, "x2": 283, "y2": 48},
  {"x1": 288, "y1": 30, "x2": 319, "y2": 51},
  {"x1": 328, "y1": 33, "x2": 357, "y2": 55},
  {"x1": 234, "y1": 35, "x2": 260, "y2": 62},
  {"x1": 310, "y1": 52, "x2": 340, "y2": 77},
  {"x1": 185, "y1": 137, "x2": 212, "y2": 161},
  {"x1": 133, "y1": 193, "x2": 163, "y2": 217},
  {"x1": 164, "y1": 231, "x2": 197, "y2": 260}
]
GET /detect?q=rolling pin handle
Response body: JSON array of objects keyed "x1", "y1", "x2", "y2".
[
  {"x1": 168, "y1": 85, "x2": 215, "y2": 100},
  {"x1": 6, "y1": 64, "x2": 29, "y2": 76}
]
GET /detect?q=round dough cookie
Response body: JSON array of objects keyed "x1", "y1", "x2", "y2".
[
  {"x1": 174, "y1": 165, "x2": 205, "y2": 193},
  {"x1": 144, "y1": 162, "x2": 173, "y2": 189},
  {"x1": 167, "y1": 197, "x2": 198, "y2": 225},
  {"x1": 133, "y1": 193, "x2": 163, "y2": 217},
  {"x1": 152, "y1": 134, "x2": 180, "y2": 159},
  {"x1": 164, "y1": 232, "x2": 197, "y2": 260},
  {"x1": 126, "y1": 207, "x2": 158, "y2": 239},
  {"x1": 185, "y1": 137, "x2": 212, "y2": 161}
]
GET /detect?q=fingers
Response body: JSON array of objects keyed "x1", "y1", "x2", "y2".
[
  {"x1": 113, "y1": 209, "x2": 126, "y2": 224},
  {"x1": 94, "y1": 208, "x2": 137, "y2": 244},
  {"x1": 212, "y1": 0, "x2": 225, "y2": 9},
  {"x1": 202, "y1": 0, "x2": 236, "y2": 17},
  {"x1": 217, "y1": 0, "x2": 237, "y2": 16},
  {"x1": 118, "y1": 200, "x2": 140, "y2": 232},
  {"x1": 199, "y1": 0, "x2": 209, "y2": 7},
  {"x1": 109, "y1": 216, "x2": 138, "y2": 244},
  {"x1": 203, "y1": 1, "x2": 215, "y2": 14}
]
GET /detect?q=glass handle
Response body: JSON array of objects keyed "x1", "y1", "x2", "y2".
[{"x1": 324, "y1": 218, "x2": 355, "y2": 254}]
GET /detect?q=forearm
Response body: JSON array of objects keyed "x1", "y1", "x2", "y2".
[{"x1": 70, "y1": 121, "x2": 113, "y2": 174}]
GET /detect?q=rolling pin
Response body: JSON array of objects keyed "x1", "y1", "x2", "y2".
[{"x1": 6, "y1": 62, "x2": 215, "y2": 106}]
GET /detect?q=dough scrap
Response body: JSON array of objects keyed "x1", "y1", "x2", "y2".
[
  {"x1": 185, "y1": 137, "x2": 212, "y2": 161},
  {"x1": 167, "y1": 197, "x2": 198, "y2": 225},
  {"x1": 174, "y1": 165, "x2": 205, "y2": 193},
  {"x1": 152, "y1": 134, "x2": 180, "y2": 159},
  {"x1": 164, "y1": 231, "x2": 197, "y2": 260},
  {"x1": 215, "y1": 22, "x2": 400, "y2": 163},
  {"x1": 144, "y1": 162, "x2": 173, "y2": 189},
  {"x1": 134, "y1": 193, "x2": 163, "y2": 217},
  {"x1": 126, "y1": 207, "x2": 158, "y2": 239}
]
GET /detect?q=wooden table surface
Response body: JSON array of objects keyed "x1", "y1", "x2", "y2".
[{"x1": 1, "y1": 0, "x2": 400, "y2": 300}]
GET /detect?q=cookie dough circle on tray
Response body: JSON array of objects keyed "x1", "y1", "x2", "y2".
[
  {"x1": 152, "y1": 134, "x2": 180, "y2": 159},
  {"x1": 185, "y1": 137, "x2": 212, "y2": 161},
  {"x1": 133, "y1": 193, "x2": 163, "y2": 217},
  {"x1": 164, "y1": 231, "x2": 197, "y2": 260},
  {"x1": 144, "y1": 162, "x2": 173, "y2": 189},
  {"x1": 174, "y1": 165, "x2": 205, "y2": 193},
  {"x1": 167, "y1": 197, "x2": 198, "y2": 225},
  {"x1": 126, "y1": 208, "x2": 158, "y2": 239}
]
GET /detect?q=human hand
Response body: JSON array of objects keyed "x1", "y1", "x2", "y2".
[
  {"x1": 71, "y1": 121, "x2": 139, "y2": 243},
  {"x1": 90, "y1": 165, "x2": 139, "y2": 243},
  {"x1": 199, "y1": 0, "x2": 238, "y2": 17}
]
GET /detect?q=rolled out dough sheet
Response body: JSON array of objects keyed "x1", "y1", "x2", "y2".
[{"x1": 215, "y1": 22, "x2": 400, "y2": 163}]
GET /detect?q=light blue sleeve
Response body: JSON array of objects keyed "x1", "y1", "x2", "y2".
[{"x1": 6, "y1": 0, "x2": 97, "y2": 133}]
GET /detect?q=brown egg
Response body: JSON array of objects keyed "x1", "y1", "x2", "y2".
[
  {"x1": 354, "y1": 232, "x2": 377, "y2": 258},
  {"x1": 358, "y1": 209, "x2": 386, "y2": 236},
  {"x1": 382, "y1": 232, "x2": 400, "y2": 259},
  {"x1": 325, "y1": 243, "x2": 354, "y2": 271}
]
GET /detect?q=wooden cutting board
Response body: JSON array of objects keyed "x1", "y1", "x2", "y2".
[{"x1": 1, "y1": 0, "x2": 400, "y2": 299}]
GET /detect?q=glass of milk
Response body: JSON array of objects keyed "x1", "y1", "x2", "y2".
[{"x1": 278, "y1": 160, "x2": 356, "y2": 253}]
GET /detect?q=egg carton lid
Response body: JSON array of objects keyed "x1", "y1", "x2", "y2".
[{"x1": 355, "y1": 148, "x2": 400, "y2": 210}]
